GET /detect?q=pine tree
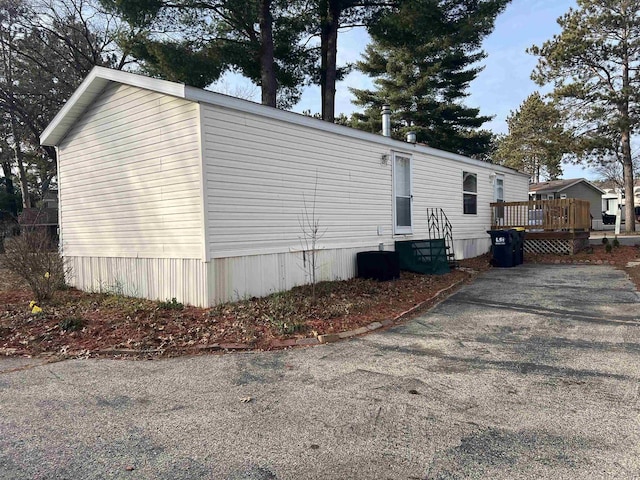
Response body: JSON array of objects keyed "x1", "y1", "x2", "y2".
[
  {"x1": 529, "y1": 0, "x2": 640, "y2": 232},
  {"x1": 495, "y1": 92, "x2": 569, "y2": 182},
  {"x1": 106, "y1": 0, "x2": 312, "y2": 108},
  {"x1": 350, "y1": 0, "x2": 509, "y2": 159}
]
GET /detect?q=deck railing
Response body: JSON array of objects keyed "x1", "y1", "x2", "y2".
[{"x1": 490, "y1": 199, "x2": 591, "y2": 232}]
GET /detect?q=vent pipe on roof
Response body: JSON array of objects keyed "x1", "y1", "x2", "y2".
[
  {"x1": 381, "y1": 104, "x2": 391, "y2": 137},
  {"x1": 406, "y1": 131, "x2": 416, "y2": 144}
]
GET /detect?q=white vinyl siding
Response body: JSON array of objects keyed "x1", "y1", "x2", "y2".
[
  {"x1": 201, "y1": 104, "x2": 393, "y2": 259},
  {"x1": 201, "y1": 103, "x2": 529, "y2": 261},
  {"x1": 57, "y1": 83, "x2": 204, "y2": 259}
]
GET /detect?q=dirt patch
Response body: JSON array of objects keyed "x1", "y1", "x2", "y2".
[{"x1": 0, "y1": 255, "x2": 491, "y2": 359}]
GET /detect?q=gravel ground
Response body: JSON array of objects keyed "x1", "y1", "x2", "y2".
[{"x1": 1, "y1": 263, "x2": 640, "y2": 479}]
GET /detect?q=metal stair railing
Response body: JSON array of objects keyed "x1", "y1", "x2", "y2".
[{"x1": 427, "y1": 208, "x2": 456, "y2": 267}]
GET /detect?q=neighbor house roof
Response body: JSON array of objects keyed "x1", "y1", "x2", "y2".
[
  {"x1": 529, "y1": 178, "x2": 605, "y2": 195},
  {"x1": 41, "y1": 67, "x2": 528, "y2": 178},
  {"x1": 595, "y1": 179, "x2": 640, "y2": 192}
]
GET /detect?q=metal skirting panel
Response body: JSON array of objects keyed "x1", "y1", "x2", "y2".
[
  {"x1": 65, "y1": 256, "x2": 209, "y2": 307},
  {"x1": 209, "y1": 240, "x2": 491, "y2": 304},
  {"x1": 454, "y1": 237, "x2": 491, "y2": 260},
  {"x1": 210, "y1": 247, "x2": 374, "y2": 304}
]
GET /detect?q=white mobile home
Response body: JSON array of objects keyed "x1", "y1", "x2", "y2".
[{"x1": 41, "y1": 67, "x2": 529, "y2": 307}]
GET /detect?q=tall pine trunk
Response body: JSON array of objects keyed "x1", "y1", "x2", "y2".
[
  {"x1": 320, "y1": 0, "x2": 340, "y2": 122},
  {"x1": 621, "y1": 26, "x2": 635, "y2": 233},
  {"x1": 259, "y1": 0, "x2": 277, "y2": 107},
  {"x1": 622, "y1": 129, "x2": 635, "y2": 232}
]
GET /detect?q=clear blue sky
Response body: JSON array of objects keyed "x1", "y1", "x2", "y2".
[{"x1": 218, "y1": 0, "x2": 597, "y2": 180}]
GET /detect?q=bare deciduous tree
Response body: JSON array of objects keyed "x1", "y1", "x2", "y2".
[{"x1": 298, "y1": 173, "x2": 325, "y2": 302}]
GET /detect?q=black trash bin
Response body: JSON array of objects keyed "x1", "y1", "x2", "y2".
[{"x1": 487, "y1": 229, "x2": 516, "y2": 268}]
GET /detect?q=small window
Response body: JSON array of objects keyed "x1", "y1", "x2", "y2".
[
  {"x1": 494, "y1": 175, "x2": 504, "y2": 219},
  {"x1": 463, "y1": 172, "x2": 477, "y2": 215},
  {"x1": 559, "y1": 194, "x2": 567, "y2": 199},
  {"x1": 393, "y1": 153, "x2": 412, "y2": 234},
  {"x1": 494, "y1": 176, "x2": 504, "y2": 202}
]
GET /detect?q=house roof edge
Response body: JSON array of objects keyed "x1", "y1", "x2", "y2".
[
  {"x1": 40, "y1": 67, "x2": 187, "y2": 146},
  {"x1": 41, "y1": 67, "x2": 527, "y2": 178}
]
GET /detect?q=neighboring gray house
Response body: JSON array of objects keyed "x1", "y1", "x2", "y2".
[
  {"x1": 40, "y1": 67, "x2": 529, "y2": 307},
  {"x1": 529, "y1": 178, "x2": 604, "y2": 227}
]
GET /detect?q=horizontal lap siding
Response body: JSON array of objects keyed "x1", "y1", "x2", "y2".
[
  {"x1": 412, "y1": 162, "x2": 528, "y2": 242},
  {"x1": 58, "y1": 83, "x2": 204, "y2": 259},
  {"x1": 201, "y1": 104, "x2": 528, "y2": 301},
  {"x1": 202, "y1": 104, "x2": 393, "y2": 258},
  {"x1": 202, "y1": 103, "x2": 529, "y2": 261}
]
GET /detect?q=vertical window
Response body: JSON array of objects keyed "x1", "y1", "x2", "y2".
[
  {"x1": 494, "y1": 175, "x2": 504, "y2": 219},
  {"x1": 463, "y1": 172, "x2": 477, "y2": 215},
  {"x1": 494, "y1": 176, "x2": 504, "y2": 203},
  {"x1": 393, "y1": 153, "x2": 412, "y2": 234}
]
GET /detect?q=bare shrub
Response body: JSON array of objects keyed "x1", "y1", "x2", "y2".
[
  {"x1": 299, "y1": 173, "x2": 326, "y2": 302},
  {"x1": 1, "y1": 228, "x2": 68, "y2": 302}
]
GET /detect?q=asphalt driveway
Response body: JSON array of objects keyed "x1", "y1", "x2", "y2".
[{"x1": 1, "y1": 264, "x2": 640, "y2": 479}]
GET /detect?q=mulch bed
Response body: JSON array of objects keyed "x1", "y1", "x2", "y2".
[
  {"x1": 0, "y1": 255, "x2": 490, "y2": 359},
  {"x1": 2, "y1": 244, "x2": 639, "y2": 360}
]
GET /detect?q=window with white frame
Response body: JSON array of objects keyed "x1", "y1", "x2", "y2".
[
  {"x1": 463, "y1": 172, "x2": 477, "y2": 215},
  {"x1": 393, "y1": 153, "x2": 412, "y2": 234},
  {"x1": 494, "y1": 174, "x2": 504, "y2": 219}
]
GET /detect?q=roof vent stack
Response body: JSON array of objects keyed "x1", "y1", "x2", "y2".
[{"x1": 381, "y1": 104, "x2": 391, "y2": 137}]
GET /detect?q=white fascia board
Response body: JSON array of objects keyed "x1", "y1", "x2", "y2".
[
  {"x1": 40, "y1": 67, "x2": 187, "y2": 146},
  {"x1": 184, "y1": 85, "x2": 528, "y2": 178}
]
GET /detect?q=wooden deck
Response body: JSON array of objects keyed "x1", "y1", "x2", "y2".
[
  {"x1": 490, "y1": 199, "x2": 591, "y2": 232},
  {"x1": 490, "y1": 199, "x2": 591, "y2": 255}
]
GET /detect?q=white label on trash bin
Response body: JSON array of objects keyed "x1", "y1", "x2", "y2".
[{"x1": 495, "y1": 236, "x2": 506, "y2": 245}]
